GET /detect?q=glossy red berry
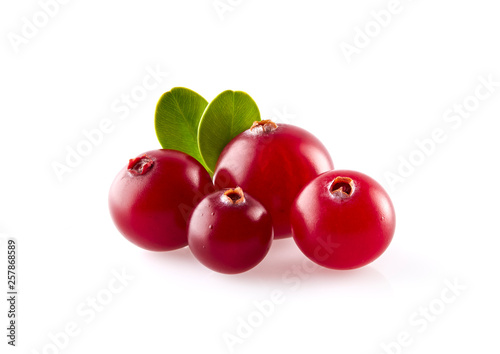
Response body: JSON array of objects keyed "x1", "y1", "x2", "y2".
[
  {"x1": 213, "y1": 120, "x2": 333, "y2": 239},
  {"x1": 291, "y1": 170, "x2": 395, "y2": 270},
  {"x1": 109, "y1": 149, "x2": 214, "y2": 251},
  {"x1": 187, "y1": 187, "x2": 273, "y2": 274}
]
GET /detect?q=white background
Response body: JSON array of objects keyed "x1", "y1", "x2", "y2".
[{"x1": 1, "y1": 0, "x2": 499, "y2": 353}]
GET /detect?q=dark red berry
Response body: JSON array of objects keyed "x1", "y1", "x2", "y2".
[
  {"x1": 109, "y1": 149, "x2": 214, "y2": 251},
  {"x1": 187, "y1": 187, "x2": 273, "y2": 274},
  {"x1": 291, "y1": 170, "x2": 396, "y2": 270},
  {"x1": 213, "y1": 120, "x2": 333, "y2": 239}
]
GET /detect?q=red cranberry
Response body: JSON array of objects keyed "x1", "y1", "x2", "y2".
[
  {"x1": 291, "y1": 170, "x2": 395, "y2": 270},
  {"x1": 213, "y1": 120, "x2": 333, "y2": 239},
  {"x1": 109, "y1": 149, "x2": 214, "y2": 251},
  {"x1": 187, "y1": 187, "x2": 273, "y2": 274}
]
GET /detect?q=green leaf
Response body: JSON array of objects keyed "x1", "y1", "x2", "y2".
[
  {"x1": 198, "y1": 90, "x2": 260, "y2": 174},
  {"x1": 155, "y1": 87, "x2": 209, "y2": 169}
]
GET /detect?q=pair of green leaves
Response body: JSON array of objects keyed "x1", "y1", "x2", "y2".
[{"x1": 155, "y1": 88, "x2": 260, "y2": 175}]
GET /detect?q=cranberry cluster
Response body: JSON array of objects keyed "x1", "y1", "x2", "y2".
[{"x1": 109, "y1": 120, "x2": 395, "y2": 274}]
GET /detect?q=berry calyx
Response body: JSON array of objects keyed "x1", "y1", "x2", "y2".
[
  {"x1": 250, "y1": 119, "x2": 278, "y2": 133},
  {"x1": 127, "y1": 155, "x2": 154, "y2": 175},
  {"x1": 223, "y1": 187, "x2": 246, "y2": 204},
  {"x1": 329, "y1": 176, "x2": 354, "y2": 198}
]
